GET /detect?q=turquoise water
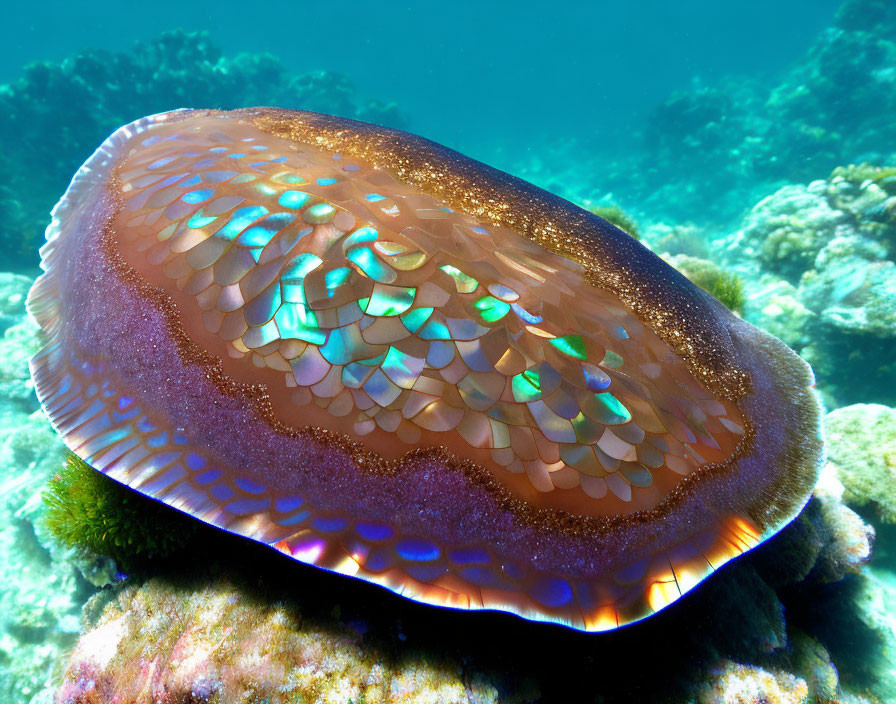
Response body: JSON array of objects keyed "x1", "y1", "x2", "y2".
[{"x1": 1, "y1": 1, "x2": 895, "y2": 702}]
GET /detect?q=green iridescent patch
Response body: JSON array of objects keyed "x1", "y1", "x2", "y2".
[
  {"x1": 279, "y1": 190, "x2": 311, "y2": 209},
  {"x1": 347, "y1": 246, "x2": 395, "y2": 283},
  {"x1": 401, "y1": 307, "x2": 434, "y2": 333},
  {"x1": 601, "y1": 350, "x2": 624, "y2": 368},
  {"x1": 440, "y1": 264, "x2": 479, "y2": 293},
  {"x1": 343, "y1": 226, "x2": 379, "y2": 248},
  {"x1": 217, "y1": 206, "x2": 269, "y2": 240},
  {"x1": 382, "y1": 347, "x2": 424, "y2": 388},
  {"x1": 303, "y1": 202, "x2": 336, "y2": 224},
  {"x1": 418, "y1": 319, "x2": 451, "y2": 340},
  {"x1": 324, "y1": 267, "x2": 352, "y2": 296},
  {"x1": 187, "y1": 211, "x2": 217, "y2": 228},
  {"x1": 549, "y1": 334, "x2": 587, "y2": 360},
  {"x1": 594, "y1": 392, "x2": 631, "y2": 423},
  {"x1": 282, "y1": 253, "x2": 322, "y2": 281},
  {"x1": 474, "y1": 295, "x2": 511, "y2": 322},
  {"x1": 512, "y1": 369, "x2": 542, "y2": 402},
  {"x1": 361, "y1": 285, "x2": 416, "y2": 317},
  {"x1": 274, "y1": 303, "x2": 325, "y2": 345},
  {"x1": 273, "y1": 172, "x2": 308, "y2": 185}
]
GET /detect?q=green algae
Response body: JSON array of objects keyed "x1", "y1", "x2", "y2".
[
  {"x1": 589, "y1": 204, "x2": 641, "y2": 240},
  {"x1": 42, "y1": 453, "x2": 198, "y2": 569},
  {"x1": 690, "y1": 268, "x2": 746, "y2": 314},
  {"x1": 668, "y1": 255, "x2": 746, "y2": 314}
]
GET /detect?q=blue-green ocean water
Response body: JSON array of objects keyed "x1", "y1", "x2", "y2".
[
  {"x1": 1, "y1": 1, "x2": 895, "y2": 702},
  {"x1": 0, "y1": 0, "x2": 840, "y2": 163}
]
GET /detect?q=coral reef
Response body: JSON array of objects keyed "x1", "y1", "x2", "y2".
[
  {"x1": 55, "y1": 576, "x2": 524, "y2": 704},
  {"x1": 799, "y1": 234, "x2": 896, "y2": 337},
  {"x1": 826, "y1": 404, "x2": 896, "y2": 524},
  {"x1": 0, "y1": 274, "x2": 42, "y2": 415},
  {"x1": 740, "y1": 277, "x2": 814, "y2": 350},
  {"x1": 538, "y1": 0, "x2": 896, "y2": 229},
  {"x1": 645, "y1": 222, "x2": 712, "y2": 259},
  {"x1": 836, "y1": 0, "x2": 896, "y2": 37},
  {"x1": 0, "y1": 31, "x2": 405, "y2": 270},
  {"x1": 638, "y1": 78, "x2": 779, "y2": 224},
  {"x1": 850, "y1": 567, "x2": 896, "y2": 699},
  {"x1": 726, "y1": 164, "x2": 896, "y2": 408},
  {"x1": 695, "y1": 661, "x2": 810, "y2": 704},
  {"x1": 736, "y1": 184, "x2": 848, "y2": 283}
]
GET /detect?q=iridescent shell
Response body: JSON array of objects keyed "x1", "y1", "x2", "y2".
[{"x1": 28, "y1": 109, "x2": 823, "y2": 630}]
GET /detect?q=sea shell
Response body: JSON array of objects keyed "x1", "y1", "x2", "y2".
[{"x1": 28, "y1": 108, "x2": 823, "y2": 630}]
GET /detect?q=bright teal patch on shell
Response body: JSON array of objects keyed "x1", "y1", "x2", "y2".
[
  {"x1": 594, "y1": 392, "x2": 631, "y2": 423},
  {"x1": 279, "y1": 190, "x2": 311, "y2": 209},
  {"x1": 549, "y1": 335, "x2": 587, "y2": 360},
  {"x1": 474, "y1": 295, "x2": 511, "y2": 323}
]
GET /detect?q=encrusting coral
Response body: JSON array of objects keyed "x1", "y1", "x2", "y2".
[
  {"x1": 696, "y1": 661, "x2": 810, "y2": 704},
  {"x1": 54, "y1": 575, "x2": 528, "y2": 704},
  {"x1": 725, "y1": 162, "x2": 896, "y2": 408},
  {"x1": 825, "y1": 404, "x2": 896, "y2": 524},
  {"x1": 736, "y1": 184, "x2": 848, "y2": 283}
]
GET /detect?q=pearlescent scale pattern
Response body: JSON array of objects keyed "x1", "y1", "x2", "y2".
[
  {"x1": 28, "y1": 338, "x2": 761, "y2": 631},
  {"x1": 115, "y1": 120, "x2": 746, "y2": 513},
  {"x1": 26, "y1": 110, "x2": 781, "y2": 631}
]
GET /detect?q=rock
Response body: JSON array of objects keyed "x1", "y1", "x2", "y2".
[
  {"x1": 826, "y1": 404, "x2": 896, "y2": 523},
  {"x1": 799, "y1": 234, "x2": 896, "y2": 337},
  {"x1": 734, "y1": 184, "x2": 848, "y2": 282},
  {"x1": 742, "y1": 276, "x2": 814, "y2": 349},
  {"x1": 695, "y1": 661, "x2": 809, "y2": 704},
  {"x1": 54, "y1": 576, "x2": 519, "y2": 704}
]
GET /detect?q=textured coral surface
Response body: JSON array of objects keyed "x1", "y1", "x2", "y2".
[
  {"x1": 826, "y1": 404, "x2": 896, "y2": 523},
  {"x1": 55, "y1": 577, "x2": 513, "y2": 704}
]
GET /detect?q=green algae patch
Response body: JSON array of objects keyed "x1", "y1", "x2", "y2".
[
  {"x1": 689, "y1": 268, "x2": 746, "y2": 314},
  {"x1": 665, "y1": 255, "x2": 746, "y2": 314},
  {"x1": 589, "y1": 204, "x2": 641, "y2": 240},
  {"x1": 43, "y1": 453, "x2": 199, "y2": 569}
]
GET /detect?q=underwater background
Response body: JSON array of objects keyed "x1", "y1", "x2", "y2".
[{"x1": 0, "y1": 0, "x2": 895, "y2": 701}]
